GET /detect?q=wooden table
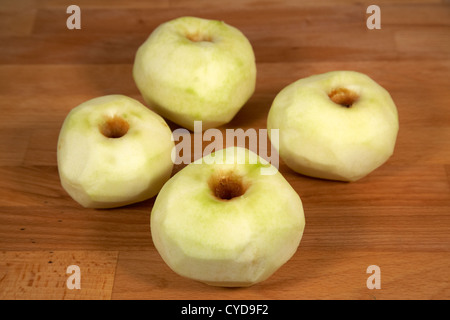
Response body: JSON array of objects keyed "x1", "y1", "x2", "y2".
[{"x1": 0, "y1": 0, "x2": 449, "y2": 300}]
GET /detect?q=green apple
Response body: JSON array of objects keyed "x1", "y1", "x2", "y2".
[
  {"x1": 267, "y1": 71, "x2": 399, "y2": 182},
  {"x1": 151, "y1": 147, "x2": 305, "y2": 287},
  {"x1": 57, "y1": 94, "x2": 174, "y2": 208},
  {"x1": 133, "y1": 16, "x2": 256, "y2": 131}
]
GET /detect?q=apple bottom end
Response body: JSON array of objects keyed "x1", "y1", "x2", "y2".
[
  {"x1": 200, "y1": 280, "x2": 259, "y2": 288},
  {"x1": 284, "y1": 164, "x2": 353, "y2": 182},
  {"x1": 282, "y1": 157, "x2": 377, "y2": 182}
]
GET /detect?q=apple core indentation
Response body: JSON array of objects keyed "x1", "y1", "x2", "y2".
[
  {"x1": 328, "y1": 88, "x2": 359, "y2": 108},
  {"x1": 99, "y1": 115, "x2": 130, "y2": 138},
  {"x1": 186, "y1": 32, "x2": 213, "y2": 42},
  {"x1": 209, "y1": 172, "x2": 248, "y2": 201}
]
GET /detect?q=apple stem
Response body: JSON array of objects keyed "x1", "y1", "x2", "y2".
[{"x1": 328, "y1": 88, "x2": 359, "y2": 108}]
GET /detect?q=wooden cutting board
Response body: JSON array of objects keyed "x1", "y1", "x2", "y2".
[{"x1": 0, "y1": 0, "x2": 449, "y2": 300}]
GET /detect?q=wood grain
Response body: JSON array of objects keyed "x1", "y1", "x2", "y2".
[
  {"x1": 0, "y1": 251, "x2": 117, "y2": 299},
  {"x1": 0, "y1": 0, "x2": 449, "y2": 300}
]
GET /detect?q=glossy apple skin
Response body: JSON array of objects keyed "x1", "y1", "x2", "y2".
[
  {"x1": 151, "y1": 147, "x2": 305, "y2": 287},
  {"x1": 133, "y1": 16, "x2": 256, "y2": 131},
  {"x1": 57, "y1": 95, "x2": 174, "y2": 208},
  {"x1": 267, "y1": 71, "x2": 399, "y2": 182}
]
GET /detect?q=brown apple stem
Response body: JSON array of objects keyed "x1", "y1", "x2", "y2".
[{"x1": 328, "y1": 88, "x2": 359, "y2": 108}]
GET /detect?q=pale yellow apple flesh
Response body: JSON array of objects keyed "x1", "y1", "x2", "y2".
[
  {"x1": 133, "y1": 16, "x2": 257, "y2": 131},
  {"x1": 57, "y1": 95, "x2": 174, "y2": 208},
  {"x1": 151, "y1": 147, "x2": 305, "y2": 287},
  {"x1": 267, "y1": 71, "x2": 399, "y2": 182}
]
